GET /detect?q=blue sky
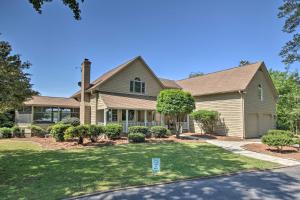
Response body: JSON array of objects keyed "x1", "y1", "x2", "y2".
[{"x1": 0, "y1": 0, "x2": 298, "y2": 97}]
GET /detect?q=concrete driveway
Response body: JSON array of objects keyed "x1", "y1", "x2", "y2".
[{"x1": 72, "y1": 166, "x2": 300, "y2": 200}]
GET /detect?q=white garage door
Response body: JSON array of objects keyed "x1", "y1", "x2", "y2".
[
  {"x1": 246, "y1": 113, "x2": 259, "y2": 138},
  {"x1": 261, "y1": 114, "x2": 273, "y2": 135}
]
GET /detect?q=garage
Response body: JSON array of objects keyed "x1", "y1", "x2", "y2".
[
  {"x1": 261, "y1": 114, "x2": 273, "y2": 135},
  {"x1": 246, "y1": 113, "x2": 259, "y2": 138}
]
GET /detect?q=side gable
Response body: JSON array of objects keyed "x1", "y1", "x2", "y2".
[{"x1": 94, "y1": 57, "x2": 164, "y2": 96}]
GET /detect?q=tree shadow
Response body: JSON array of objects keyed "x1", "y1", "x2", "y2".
[{"x1": 0, "y1": 142, "x2": 278, "y2": 200}]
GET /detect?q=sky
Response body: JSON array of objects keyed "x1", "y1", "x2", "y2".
[{"x1": 0, "y1": 0, "x2": 298, "y2": 97}]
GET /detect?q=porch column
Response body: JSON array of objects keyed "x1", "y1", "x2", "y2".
[
  {"x1": 31, "y1": 106, "x2": 34, "y2": 123},
  {"x1": 103, "y1": 108, "x2": 107, "y2": 125},
  {"x1": 187, "y1": 114, "x2": 190, "y2": 132},
  {"x1": 125, "y1": 109, "x2": 129, "y2": 133},
  {"x1": 144, "y1": 110, "x2": 147, "y2": 126}
]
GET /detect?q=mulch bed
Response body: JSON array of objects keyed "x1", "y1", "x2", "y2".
[
  {"x1": 12, "y1": 135, "x2": 205, "y2": 150},
  {"x1": 184, "y1": 133, "x2": 243, "y2": 141},
  {"x1": 243, "y1": 143, "x2": 300, "y2": 161}
]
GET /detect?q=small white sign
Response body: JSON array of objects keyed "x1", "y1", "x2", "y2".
[{"x1": 152, "y1": 158, "x2": 160, "y2": 173}]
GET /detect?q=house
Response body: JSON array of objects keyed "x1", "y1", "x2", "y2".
[{"x1": 15, "y1": 56, "x2": 278, "y2": 138}]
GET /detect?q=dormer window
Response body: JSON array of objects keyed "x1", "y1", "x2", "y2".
[
  {"x1": 258, "y1": 84, "x2": 263, "y2": 101},
  {"x1": 130, "y1": 77, "x2": 145, "y2": 94}
]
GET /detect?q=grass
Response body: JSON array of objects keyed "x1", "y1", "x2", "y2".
[{"x1": 0, "y1": 139, "x2": 278, "y2": 200}]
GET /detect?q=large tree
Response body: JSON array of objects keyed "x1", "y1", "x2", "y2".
[
  {"x1": 156, "y1": 89, "x2": 195, "y2": 138},
  {"x1": 278, "y1": 0, "x2": 300, "y2": 64},
  {"x1": 269, "y1": 68, "x2": 300, "y2": 130},
  {"x1": 0, "y1": 41, "x2": 37, "y2": 112},
  {"x1": 29, "y1": 0, "x2": 84, "y2": 20},
  {"x1": 188, "y1": 72, "x2": 204, "y2": 78}
]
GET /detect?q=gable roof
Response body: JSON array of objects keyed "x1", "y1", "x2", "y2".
[
  {"x1": 71, "y1": 56, "x2": 165, "y2": 97},
  {"x1": 159, "y1": 78, "x2": 182, "y2": 89},
  {"x1": 176, "y1": 62, "x2": 275, "y2": 97},
  {"x1": 24, "y1": 96, "x2": 79, "y2": 107}
]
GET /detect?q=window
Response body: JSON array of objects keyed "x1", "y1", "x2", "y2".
[
  {"x1": 122, "y1": 110, "x2": 135, "y2": 121},
  {"x1": 106, "y1": 109, "x2": 118, "y2": 122},
  {"x1": 33, "y1": 107, "x2": 79, "y2": 123},
  {"x1": 130, "y1": 77, "x2": 145, "y2": 94},
  {"x1": 258, "y1": 84, "x2": 263, "y2": 101},
  {"x1": 18, "y1": 106, "x2": 32, "y2": 114}
]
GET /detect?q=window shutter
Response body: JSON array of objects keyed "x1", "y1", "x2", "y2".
[
  {"x1": 130, "y1": 81, "x2": 134, "y2": 92},
  {"x1": 141, "y1": 82, "x2": 145, "y2": 93}
]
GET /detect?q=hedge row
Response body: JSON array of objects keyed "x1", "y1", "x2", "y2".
[
  {"x1": 127, "y1": 126, "x2": 170, "y2": 143},
  {"x1": 0, "y1": 126, "x2": 25, "y2": 138},
  {"x1": 262, "y1": 130, "x2": 300, "y2": 151}
]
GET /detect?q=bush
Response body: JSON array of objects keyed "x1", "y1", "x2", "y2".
[
  {"x1": 61, "y1": 117, "x2": 80, "y2": 126},
  {"x1": 75, "y1": 125, "x2": 89, "y2": 144},
  {"x1": 294, "y1": 138, "x2": 300, "y2": 151},
  {"x1": 128, "y1": 126, "x2": 150, "y2": 137},
  {"x1": 150, "y1": 126, "x2": 169, "y2": 138},
  {"x1": 46, "y1": 125, "x2": 53, "y2": 133},
  {"x1": 128, "y1": 133, "x2": 145, "y2": 143},
  {"x1": 262, "y1": 131, "x2": 294, "y2": 152},
  {"x1": 29, "y1": 125, "x2": 47, "y2": 137},
  {"x1": 266, "y1": 130, "x2": 294, "y2": 138},
  {"x1": 0, "y1": 127, "x2": 12, "y2": 138},
  {"x1": 191, "y1": 110, "x2": 219, "y2": 134},
  {"x1": 50, "y1": 124, "x2": 71, "y2": 142},
  {"x1": 105, "y1": 123, "x2": 122, "y2": 139},
  {"x1": 64, "y1": 126, "x2": 78, "y2": 140},
  {"x1": 88, "y1": 125, "x2": 105, "y2": 142},
  {"x1": 11, "y1": 126, "x2": 24, "y2": 138}
]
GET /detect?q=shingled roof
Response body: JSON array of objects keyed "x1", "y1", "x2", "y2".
[
  {"x1": 176, "y1": 62, "x2": 265, "y2": 96},
  {"x1": 159, "y1": 78, "x2": 182, "y2": 89},
  {"x1": 24, "y1": 96, "x2": 79, "y2": 107}
]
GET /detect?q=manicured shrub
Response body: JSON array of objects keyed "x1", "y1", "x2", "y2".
[
  {"x1": 29, "y1": 125, "x2": 47, "y2": 137},
  {"x1": 75, "y1": 125, "x2": 89, "y2": 144},
  {"x1": 88, "y1": 125, "x2": 105, "y2": 142},
  {"x1": 128, "y1": 126, "x2": 150, "y2": 137},
  {"x1": 150, "y1": 126, "x2": 169, "y2": 138},
  {"x1": 0, "y1": 127, "x2": 12, "y2": 138},
  {"x1": 105, "y1": 123, "x2": 122, "y2": 139},
  {"x1": 293, "y1": 138, "x2": 300, "y2": 151},
  {"x1": 64, "y1": 126, "x2": 78, "y2": 140},
  {"x1": 262, "y1": 131, "x2": 294, "y2": 152},
  {"x1": 11, "y1": 126, "x2": 24, "y2": 138},
  {"x1": 46, "y1": 125, "x2": 53, "y2": 133},
  {"x1": 50, "y1": 124, "x2": 71, "y2": 142},
  {"x1": 128, "y1": 133, "x2": 145, "y2": 143},
  {"x1": 61, "y1": 117, "x2": 80, "y2": 126},
  {"x1": 191, "y1": 110, "x2": 219, "y2": 134},
  {"x1": 266, "y1": 130, "x2": 294, "y2": 138}
]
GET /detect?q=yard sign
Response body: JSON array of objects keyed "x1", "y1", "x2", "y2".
[{"x1": 152, "y1": 158, "x2": 160, "y2": 173}]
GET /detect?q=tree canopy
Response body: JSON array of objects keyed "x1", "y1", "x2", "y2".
[
  {"x1": 278, "y1": 0, "x2": 300, "y2": 64},
  {"x1": 188, "y1": 72, "x2": 205, "y2": 78},
  {"x1": 29, "y1": 0, "x2": 84, "y2": 20},
  {"x1": 239, "y1": 60, "x2": 251, "y2": 66},
  {"x1": 269, "y1": 68, "x2": 300, "y2": 131},
  {"x1": 156, "y1": 89, "x2": 195, "y2": 137},
  {"x1": 0, "y1": 40, "x2": 37, "y2": 112}
]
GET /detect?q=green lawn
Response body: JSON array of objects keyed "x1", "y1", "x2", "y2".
[{"x1": 0, "y1": 140, "x2": 277, "y2": 200}]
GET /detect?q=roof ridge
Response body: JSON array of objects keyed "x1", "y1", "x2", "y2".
[
  {"x1": 34, "y1": 95, "x2": 76, "y2": 99},
  {"x1": 177, "y1": 61, "x2": 262, "y2": 82}
]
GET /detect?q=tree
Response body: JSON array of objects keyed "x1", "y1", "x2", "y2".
[
  {"x1": 278, "y1": 0, "x2": 300, "y2": 64},
  {"x1": 0, "y1": 41, "x2": 37, "y2": 112},
  {"x1": 269, "y1": 68, "x2": 300, "y2": 130},
  {"x1": 239, "y1": 60, "x2": 251, "y2": 66},
  {"x1": 29, "y1": 0, "x2": 84, "y2": 20},
  {"x1": 156, "y1": 89, "x2": 195, "y2": 138},
  {"x1": 188, "y1": 72, "x2": 204, "y2": 78}
]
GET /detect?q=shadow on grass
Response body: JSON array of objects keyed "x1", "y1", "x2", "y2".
[{"x1": 0, "y1": 142, "x2": 277, "y2": 200}]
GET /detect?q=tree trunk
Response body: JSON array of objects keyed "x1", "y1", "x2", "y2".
[{"x1": 78, "y1": 136, "x2": 83, "y2": 144}]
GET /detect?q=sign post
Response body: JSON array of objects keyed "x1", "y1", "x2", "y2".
[{"x1": 152, "y1": 158, "x2": 160, "y2": 174}]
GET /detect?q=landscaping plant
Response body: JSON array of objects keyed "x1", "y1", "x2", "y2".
[
  {"x1": 50, "y1": 124, "x2": 71, "y2": 142},
  {"x1": 104, "y1": 123, "x2": 122, "y2": 139},
  {"x1": 0, "y1": 127, "x2": 12, "y2": 138},
  {"x1": 128, "y1": 132, "x2": 145, "y2": 143},
  {"x1": 61, "y1": 117, "x2": 80, "y2": 127},
  {"x1": 128, "y1": 126, "x2": 150, "y2": 137},
  {"x1": 150, "y1": 126, "x2": 169, "y2": 138},
  {"x1": 156, "y1": 89, "x2": 195, "y2": 138},
  {"x1": 29, "y1": 125, "x2": 47, "y2": 137},
  {"x1": 11, "y1": 126, "x2": 24, "y2": 137},
  {"x1": 261, "y1": 130, "x2": 294, "y2": 152},
  {"x1": 191, "y1": 110, "x2": 219, "y2": 134},
  {"x1": 88, "y1": 125, "x2": 105, "y2": 142}
]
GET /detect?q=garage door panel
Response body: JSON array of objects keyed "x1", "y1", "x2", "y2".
[{"x1": 246, "y1": 113, "x2": 259, "y2": 138}]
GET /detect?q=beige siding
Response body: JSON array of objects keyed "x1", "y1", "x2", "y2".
[
  {"x1": 244, "y1": 70, "x2": 276, "y2": 137},
  {"x1": 98, "y1": 59, "x2": 163, "y2": 97},
  {"x1": 192, "y1": 92, "x2": 244, "y2": 137},
  {"x1": 97, "y1": 93, "x2": 107, "y2": 109},
  {"x1": 90, "y1": 94, "x2": 97, "y2": 125}
]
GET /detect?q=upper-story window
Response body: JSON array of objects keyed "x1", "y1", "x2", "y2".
[
  {"x1": 258, "y1": 84, "x2": 263, "y2": 101},
  {"x1": 130, "y1": 77, "x2": 145, "y2": 94}
]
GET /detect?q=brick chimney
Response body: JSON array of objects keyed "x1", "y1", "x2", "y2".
[{"x1": 80, "y1": 58, "x2": 91, "y2": 124}]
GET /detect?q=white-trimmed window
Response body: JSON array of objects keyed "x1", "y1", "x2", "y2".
[
  {"x1": 130, "y1": 77, "x2": 145, "y2": 94},
  {"x1": 258, "y1": 84, "x2": 263, "y2": 101}
]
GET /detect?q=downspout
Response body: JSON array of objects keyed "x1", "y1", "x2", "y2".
[{"x1": 239, "y1": 90, "x2": 246, "y2": 139}]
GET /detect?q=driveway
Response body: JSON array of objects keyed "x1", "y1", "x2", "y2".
[{"x1": 72, "y1": 166, "x2": 300, "y2": 200}]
